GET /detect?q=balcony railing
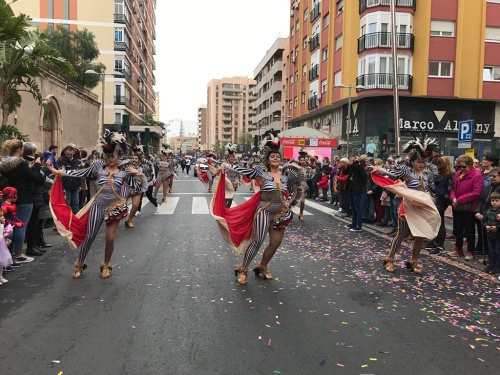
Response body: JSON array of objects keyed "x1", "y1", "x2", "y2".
[
  {"x1": 114, "y1": 13, "x2": 129, "y2": 26},
  {"x1": 310, "y1": 2, "x2": 321, "y2": 23},
  {"x1": 308, "y1": 96, "x2": 318, "y2": 110},
  {"x1": 115, "y1": 68, "x2": 131, "y2": 82},
  {"x1": 309, "y1": 33, "x2": 320, "y2": 52},
  {"x1": 114, "y1": 95, "x2": 131, "y2": 108},
  {"x1": 309, "y1": 64, "x2": 319, "y2": 81},
  {"x1": 356, "y1": 73, "x2": 413, "y2": 92},
  {"x1": 359, "y1": 0, "x2": 416, "y2": 13},
  {"x1": 358, "y1": 32, "x2": 414, "y2": 52},
  {"x1": 114, "y1": 41, "x2": 130, "y2": 55}
]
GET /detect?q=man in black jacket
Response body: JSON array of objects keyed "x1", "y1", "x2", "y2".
[
  {"x1": 345, "y1": 155, "x2": 368, "y2": 232},
  {"x1": 57, "y1": 145, "x2": 80, "y2": 214}
]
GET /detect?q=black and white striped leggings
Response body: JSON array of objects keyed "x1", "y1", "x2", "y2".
[
  {"x1": 242, "y1": 209, "x2": 273, "y2": 268},
  {"x1": 78, "y1": 202, "x2": 107, "y2": 262},
  {"x1": 387, "y1": 215, "x2": 410, "y2": 259}
]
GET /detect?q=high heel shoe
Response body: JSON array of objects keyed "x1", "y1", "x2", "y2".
[
  {"x1": 162, "y1": 197, "x2": 167, "y2": 202},
  {"x1": 100, "y1": 262, "x2": 113, "y2": 278},
  {"x1": 125, "y1": 219, "x2": 134, "y2": 228},
  {"x1": 383, "y1": 257, "x2": 394, "y2": 272},
  {"x1": 405, "y1": 259, "x2": 421, "y2": 274},
  {"x1": 73, "y1": 261, "x2": 87, "y2": 279},
  {"x1": 234, "y1": 265, "x2": 249, "y2": 285},
  {"x1": 253, "y1": 262, "x2": 273, "y2": 280}
]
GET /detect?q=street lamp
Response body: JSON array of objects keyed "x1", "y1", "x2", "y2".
[
  {"x1": 335, "y1": 83, "x2": 364, "y2": 156},
  {"x1": 84, "y1": 69, "x2": 123, "y2": 136}
]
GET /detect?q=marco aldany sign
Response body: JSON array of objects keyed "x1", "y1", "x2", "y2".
[{"x1": 399, "y1": 118, "x2": 492, "y2": 134}]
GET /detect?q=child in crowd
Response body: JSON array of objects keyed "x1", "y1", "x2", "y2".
[
  {"x1": 0, "y1": 209, "x2": 13, "y2": 284},
  {"x1": 483, "y1": 191, "x2": 500, "y2": 275},
  {"x1": 1, "y1": 187, "x2": 26, "y2": 264},
  {"x1": 317, "y1": 170, "x2": 329, "y2": 202}
]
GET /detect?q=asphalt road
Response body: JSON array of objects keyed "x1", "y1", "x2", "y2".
[{"x1": 1, "y1": 172, "x2": 499, "y2": 375}]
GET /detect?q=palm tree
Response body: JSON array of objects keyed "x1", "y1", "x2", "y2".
[{"x1": 0, "y1": 0, "x2": 76, "y2": 125}]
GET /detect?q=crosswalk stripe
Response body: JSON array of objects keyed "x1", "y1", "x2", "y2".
[
  {"x1": 192, "y1": 197, "x2": 210, "y2": 214},
  {"x1": 134, "y1": 195, "x2": 323, "y2": 216},
  {"x1": 156, "y1": 197, "x2": 180, "y2": 215}
]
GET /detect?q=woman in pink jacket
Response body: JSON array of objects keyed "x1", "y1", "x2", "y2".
[{"x1": 448, "y1": 154, "x2": 483, "y2": 260}]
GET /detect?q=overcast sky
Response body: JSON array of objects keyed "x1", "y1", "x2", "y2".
[{"x1": 154, "y1": 0, "x2": 290, "y2": 123}]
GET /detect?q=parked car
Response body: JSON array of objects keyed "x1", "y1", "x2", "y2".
[{"x1": 193, "y1": 158, "x2": 208, "y2": 178}]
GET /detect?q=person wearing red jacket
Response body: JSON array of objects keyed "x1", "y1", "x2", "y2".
[
  {"x1": 317, "y1": 170, "x2": 329, "y2": 202},
  {"x1": 1, "y1": 187, "x2": 24, "y2": 228}
]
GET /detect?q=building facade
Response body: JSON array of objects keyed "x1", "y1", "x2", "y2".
[
  {"x1": 287, "y1": 0, "x2": 500, "y2": 158},
  {"x1": 12, "y1": 0, "x2": 158, "y2": 138},
  {"x1": 206, "y1": 77, "x2": 257, "y2": 149},
  {"x1": 197, "y1": 105, "x2": 207, "y2": 149},
  {"x1": 5, "y1": 70, "x2": 100, "y2": 152},
  {"x1": 252, "y1": 38, "x2": 289, "y2": 138}
]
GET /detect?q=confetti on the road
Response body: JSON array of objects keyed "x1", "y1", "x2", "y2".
[
  {"x1": 52, "y1": 360, "x2": 60, "y2": 364},
  {"x1": 319, "y1": 359, "x2": 327, "y2": 366}
]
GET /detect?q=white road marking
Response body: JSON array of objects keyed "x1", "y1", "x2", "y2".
[
  {"x1": 156, "y1": 197, "x2": 180, "y2": 215},
  {"x1": 192, "y1": 197, "x2": 210, "y2": 214}
]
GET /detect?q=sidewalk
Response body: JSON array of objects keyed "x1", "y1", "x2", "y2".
[{"x1": 314, "y1": 199, "x2": 499, "y2": 283}]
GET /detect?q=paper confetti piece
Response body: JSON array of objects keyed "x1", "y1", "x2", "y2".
[
  {"x1": 319, "y1": 359, "x2": 327, "y2": 366},
  {"x1": 336, "y1": 363, "x2": 344, "y2": 367},
  {"x1": 52, "y1": 360, "x2": 60, "y2": 364},
  {"x1": 267, "y1": 339, "x2": 272, "y2": 346}
]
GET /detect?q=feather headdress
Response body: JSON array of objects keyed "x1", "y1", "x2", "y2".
[
  {"x1": 96, "y1": 129, "x2": 129, "y2": 156},
  {"x1": 402, "y1": 134, "x2": 438, "y2": 157},
  {"x1": 261, "y1": 128, "x2": 280, "y2": 151},
  {"x1": 133, "y1": 145, "x2": 144, "y2": 153},
  {"x1": 161, "y1": 147, "x2": 173, "y2": 155},
  {"x1": 206, "y1": 150, "x2": 217, "y2": 158},
  {"x1": 224, "y1": 142, "x2": 237, "y2": 155},
  {"x1": 298, "y1": 147, "x2": 309, "y2": 158}
]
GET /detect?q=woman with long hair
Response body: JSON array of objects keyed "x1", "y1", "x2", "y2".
[
  {"x1": 153, "y1": 149, "x2": 172, "y2": 202},
  {"x1": 47, "y1": 131, "x2": 142, "y2": 278},
  {"x1": 212, "y1": 132, "x2": 301, "y2": 285}
]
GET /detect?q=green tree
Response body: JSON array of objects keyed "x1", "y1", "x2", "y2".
[
  {"x1": 0, "y1": 1, "x2": 76, "y2": 125},
  {"x1": 135, "y1": 113, "x2": 165, "y2": 129},
  {"x1": 237, "y1": 133, "x2": 253, "y2": 155},
  {"x1": 0, "y1": 124, "x2": 28, "y2": 144},
  {"x1": 44, "y1": 25, "x2": 105, "y2": 89},
  {"x1": 212, "y1": 139, "x2": 225, "y2": 158}
]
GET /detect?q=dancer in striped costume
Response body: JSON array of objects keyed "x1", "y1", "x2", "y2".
[
  {"x1": 219, "y1": 131, "x2": 301, "y2": 285},
  {"x1": 47, "y1": 131, "x2": 142, "y2": 278},
  {"x1": 368, "y1": 135, "x2": 439, "y2": 274},
  {"x1": 153, "y1": 149, "x2": 172, "y2": 202}
]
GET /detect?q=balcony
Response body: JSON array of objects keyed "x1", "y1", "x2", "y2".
[
  {"x1": 309, "y1": 64, "x2": 319, "y2": 81},
  {"x1": 356, "y1": 73, "x2": 413, "y2": 92},
  {"x1": 309, "y1": 33, "x2": 320, "y2": 52},
  {"x1": 115, "y1": 68, "x2": 131, "y2": 82},
  {"x1": 114, "y1": 95, "x2": 131, "y2": 108},
  {"x1": 308, "y1": 96, "x2": 318, "y2": 110},
  {"x1": 358, "y1": 32, "x2": 414, "y2": 53},
  {"x1": 114, "y1": 13, "x2": 129, "y2": 26},
  {"x1": 114, "y1": 41, "x2": 130, "y2": 55},
  {"x1": 310, "y1": 2, "x2": 321, "y2": 23},
  {"x1": 359, "y1": 0, "x2": 416, "y2": 13}
]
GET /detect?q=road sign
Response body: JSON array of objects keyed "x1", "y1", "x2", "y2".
[
  {"x1": 458, "y1": 120, "x2": 473, "y2": 142},
  {"x1": 458, "y1": 142, "x2": 472, "y2": 149}
]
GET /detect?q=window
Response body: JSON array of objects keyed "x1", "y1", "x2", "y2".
[
  {"x1": 301, "y1": 92, "x2": 306, "y2": 103},
  {"x1": 322, "y1": 46, "x2": 328, "y2": 61},
  {"x1": 290, "y1": 75, "x2": 294, "y2": 86},
  {"x1": 335, "y1": 34, "x2": 343, "y2": 51},
  {"x1": 430, "y1": 20, "x2": 455, "y2": 37},
  {"x1": 334, "y1": 71, "x2": 342, "y2": 86},
  {"x1": 303, "y1": 37, "x2": 308, "y2": 49},
  {"x1": 296, "y1": 20, "x2": 300, "y2": 31},
  {"x1": 323, "y1": 13, "x2": 330, "y2": 28},
  {"x1": 302, "y1": 64, "x2": 307, "y2": 76},
  {"x1": 291, "y1": 26, "x2": 294, "y2": 37},
  {"x1": 337, "y1": 0, "x2": 344, "y2": 14},
  {"x1": 304, "y1": 9, "x2": 308, "y2": 21},
  {"x1": 295, "y1": 72, "x2": 299, "y2": 82},
  {"x1": 294, "y1": 97, "x2": 298, "y2": 107},
  {"x1": 321, "y1": 79, "x2": 328, "y2": 93},
  {"x1": 114, "y1": 28, "x2": 124, "y2": 42},
  {"x1": 487, "y1": 0, "x2": 500, "y2": 3},
  {"x1": 486, "y1": 27, "x2": 500, "y2": 42},
  {"x1": 429, "y1": 61, "x2": 452, "y2": 77},
  {"x1": 289, "y1": 101, "x2": 293, "y2": 110},
  {"x1": 333, "y1": 111, "x2": 340, "y2": 125},
  {"x1": 484, "y1": 67, "x2": 500, "y2": 81}
]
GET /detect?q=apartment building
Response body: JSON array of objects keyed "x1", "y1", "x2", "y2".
[
  {"x1": 12, "y1": 0, "x2": 158, "y2": 137},
  {"x1": 197, "y1": 105, "x2": 207, "y2": 148},
  {"x1": 252, "y1": 38, "x2": 289, "y2": 138},
  {"x1": 206, "y1": 77, "x2": 257, "y2": 148},
  {"x1": 287, "y1": 0, "x2": 500, "y2": 157}
]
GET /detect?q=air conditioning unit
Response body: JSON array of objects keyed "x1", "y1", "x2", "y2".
[
  {"x1": 290, "y1": 10, "x2": 294, "y2": 17},
  {"x1": 292, "y1": 1, "x2": 300, "y2": 10},
  {"x1": 291, "y1": 56, "x2": 296, "y2": 63}
]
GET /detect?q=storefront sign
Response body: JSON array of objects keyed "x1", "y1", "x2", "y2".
[
  {"x1": 399, "y1": 119, "x2": 492, "y2": 134},
  {"x1": 280, "y1": 138, "x2": 338, "y2": 147}
]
